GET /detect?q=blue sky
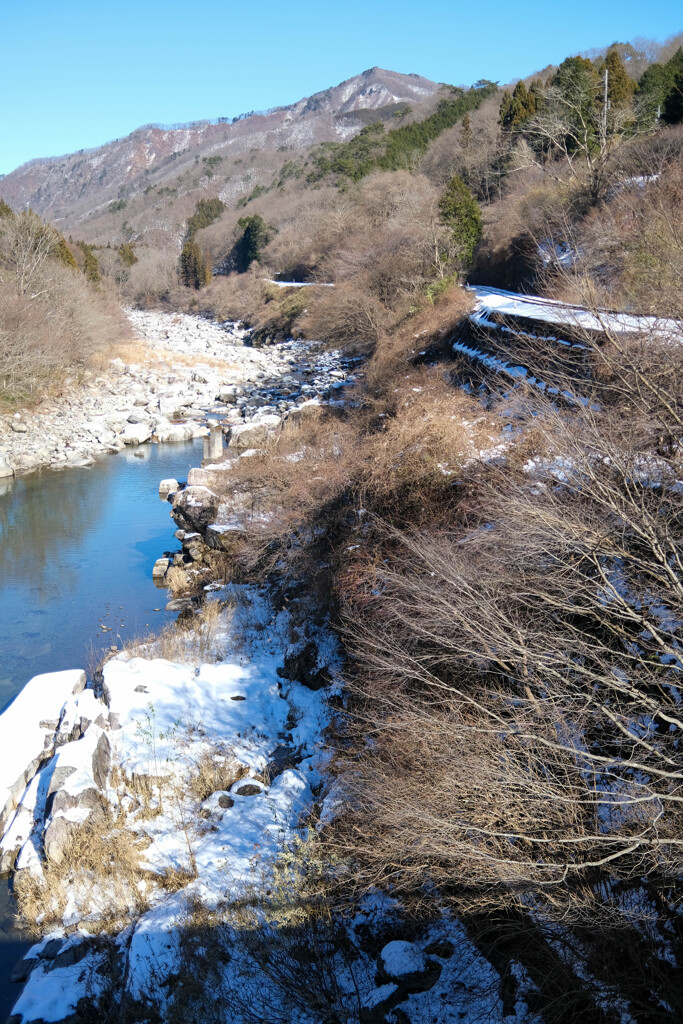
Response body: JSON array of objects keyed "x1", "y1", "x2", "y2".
[{"x1": 1, "y1": 0, "x2": 681, "y2": 175}]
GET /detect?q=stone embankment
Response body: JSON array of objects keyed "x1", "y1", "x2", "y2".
[{"x1": 0, "y1": 309, "x2": 354, "y2": 479}]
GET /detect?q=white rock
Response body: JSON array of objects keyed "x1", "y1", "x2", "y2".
[
  {"x1": 155, "y1": 421, "x2": 194, "y2": 443},
  {"x1": 0, "y1": 670, "x2": 86, "y2": 833},
  {"x1": 381, "y1": 941, "x2": 426, "y2": 978},
  {"x1": 121, "y1": 423, "x2": 152, "y2": 446},
  {"x1": 0, "y1": 449, "x2": 14, "y2": 478}
]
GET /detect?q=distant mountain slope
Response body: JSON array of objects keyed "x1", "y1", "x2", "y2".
[{"x1": 0, "y1": 68, "x2": 442, "y2": 234}]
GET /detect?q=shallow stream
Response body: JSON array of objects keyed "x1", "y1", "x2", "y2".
[{"x1": 0, "y1": 438, "x2": 202, "y2": 1015}]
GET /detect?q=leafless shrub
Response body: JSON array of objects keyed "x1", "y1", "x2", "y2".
[
  {"x1": 0, "y1": 262, "x2": 125, "y2": 408},
  {"x1": 123, "y1": 246, "x2": 178, "y2": 306},
  {"x1": 299, "y1": 281, "x2": 387, "y2": 350}
]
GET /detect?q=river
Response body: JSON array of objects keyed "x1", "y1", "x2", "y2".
[{"x1": 0, "y1": 437, "x2": 202, "y2": 1016}]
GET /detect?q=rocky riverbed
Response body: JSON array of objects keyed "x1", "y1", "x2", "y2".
[{"x1": 0, "y1": 309, "x2": 357, "y2": 478}]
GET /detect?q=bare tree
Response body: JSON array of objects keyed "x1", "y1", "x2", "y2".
[{"x1": 0, "y1": 209, "x2": 59, "y2": 296}]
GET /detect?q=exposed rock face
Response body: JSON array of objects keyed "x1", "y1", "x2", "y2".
[
  {"x1": 171, "y1": 486, "x2": 220, "y2": 535},
  {"x1": 0, "y1": 670, "x2": 88, "y2": 838},
  {"x1": 0, "y1": 69, "x2": 440, "y2": 239}
]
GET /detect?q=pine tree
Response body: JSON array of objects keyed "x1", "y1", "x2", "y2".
[
  {"x1": 185, "y1": 197, "x2": 225, "y2": 242},
  {"x1": 54, "y1": 237, "x2": 78, "y2": 270},
  {"x1": 82, "y1": 244, "x2": 101, "y2": 285},
  {"x1": 499, "y1": 80, "x2": 538, "y2": 130},
  {"x1": 460, "y1": 113, "x2": 473, "y2": 149},
  {"x1": 118, "y1": 243, "x2": 138, "y2": 267},
  {"x1": 662, "y1": 67, "x2": 683, "y2": 124},
  {"x1": 180, "y1": 240, "x2": 206, "y2": 289},
  {"x1": 438, "y1": 176, "x2": 482, "y2": 269},
  {"x1": 0, "y1": 198, "x2": 12, "y2": 219},
  {"x1": 602, "y1": 48, "x2": 635, "y2": 107},
  {"x1": 234, "y1": 215, "x2": 272, "y2": 273}
]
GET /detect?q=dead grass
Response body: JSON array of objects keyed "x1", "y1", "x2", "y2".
[
  {"x1": 186, "y1": 748, "x2": 248, "y2": 803},
  {"x1": 157, "y1": 865, "x2": 198, "y2": 893},
  {"x1": 14, "y1": 815, "x2": 152, "y2": 936},
  {"x1": 107, "y1": 599, "x2": 230, "y2": 666}
]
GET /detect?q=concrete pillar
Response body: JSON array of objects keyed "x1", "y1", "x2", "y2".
[{"x1": 208, "y1": 424, "x2": 223, "y2": 461}]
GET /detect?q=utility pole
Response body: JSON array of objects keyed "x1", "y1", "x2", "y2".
[{"x1": 601, "y1": 67, "x2": 609, "y2": 154}]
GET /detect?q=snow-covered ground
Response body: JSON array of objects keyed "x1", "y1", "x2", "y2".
[
  {"x1": 265, "y1": 279, "x2": 335, "y2": 288},
  {"x1": 468, "y1": 285, "x2": 682, "y2": 340},
  {"x1": 3, "y1": 587, "x2": 340, "y2": 1020},
  {"x1": 2, "y1": 585, "x2": 543, "y2": 1022}
]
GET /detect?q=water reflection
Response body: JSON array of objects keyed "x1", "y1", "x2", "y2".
[
  {"x1": 0, "y1": 439, "x2": 203, "y2": 1010},
  {"x1": 0, "y1": 466, "x2": 112, "y2": 600},
  {"x1": 0, "y1": 441, "x2": 201, "y2": 713}
]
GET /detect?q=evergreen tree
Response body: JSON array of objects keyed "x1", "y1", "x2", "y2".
[
  {"x1": 54, "y1": 237, "x2": 78, "y2": 270},
  {"x1": 118, "y1": 243, "x2": 138, "y2": 267},
  {"x1": 601, "y1": 48, "x2": 635, "y2": 107},
  {"x1": 438, "y1": 176, "x2": 482, "y2": 269},
  {"x1": 180, "y1": 240, "x2": 208, "y2": 289},
  {"x1": 662, "y1": 66, "x2": 683, "y2": 124},
  {"x1": 0, "y1": 198, "x2": 12, "y2": 219},
  {"x1": 234, "y1": 214, "x2": 272, "y2": 273},
  {"x1": 81, "y1": 244, "x2": 101, "y2": 285},
  {"x1": 634, "y1": 48, "x2": 683, "y2": 117},
  {"x1": 185, "y1": 197, "x2": 225, "y2": 241},
  {"x1": 499, "y1": 80, "x2": 538, "y2": 130},
  {"x1": 460, "y1": 113, "x2": 473, "y2": 149}
]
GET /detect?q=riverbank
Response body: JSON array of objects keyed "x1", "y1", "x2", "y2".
[
  {"x1": 0, "y1": 310, "x2": 359, "y2": 1020},
  {"x1": 0, "y1": 309, "x2": 352, "y2": 478}
]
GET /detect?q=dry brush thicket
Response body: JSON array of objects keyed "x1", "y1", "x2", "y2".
[
  {"x1": 0, "y1": 208, "x2": 126, "y2": 408},
  {"x1": 320, "y1": 293, "x2": 683, "y2": 1019}
]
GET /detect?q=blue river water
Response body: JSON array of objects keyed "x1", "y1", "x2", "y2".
[{"x1": 0, "y1": 438, "x2": 203, "y2": 1014}]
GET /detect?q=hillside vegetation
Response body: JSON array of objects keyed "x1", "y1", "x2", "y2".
[
  {"x1": 143, "y1": 32, "x2": 683, "y2": 1022},
  {"x1": 0, "y1": 202, "x2": 125, "y2": 408}
]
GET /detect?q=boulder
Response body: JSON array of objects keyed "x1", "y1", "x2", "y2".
[
  {"x1": 50, "y1": 786, "x2": 106, "y2": 821},
  {"x1": 127, "y1": 409, "x2": 151, "y2": 425},
  {"x1": 121, "y1": 422, "x2": 152, "y2": 445},
  {"x1": 381, "y1": 941, "x2": 426, "y2": 979},
  {"x1": 171, "y1": 485, "x2": 220, "y2": 535},
  {"x1": 44, "y1": 814, "x2": 78, "y2": 866},
  {"x1": 183, "y1": 535, "x2": 209, "y2": 561},
  {"x1": 287, "y1": 399, "x2": 321, "y2": 424},
  {"x1": 10, "y1": 421, "x2": 28, "y2": 433},
  {"x1": 159, "y1": 478, "x2": 179, "y2": 496},
  {"x1": 165, "y1": 597, "x2": 195, "y2": 613},
  {"x1": 0, "y1": 450, "x2": 14, "y2": 478},
  {"x1": 92, "y1": 732, "x2": 111, "y2": 790},
  {"x1": 158, "y1": 396, "x2": 182, "y2": 418},
  {"x1": 155, "y1": 420, "x2": 194, "y2": 443},
  {"x1": 152, "y1": 557, "x2": 171, "y2": 580},
  {"x1": 228, "y1": 414, "x2": 281, "y2": 451}
]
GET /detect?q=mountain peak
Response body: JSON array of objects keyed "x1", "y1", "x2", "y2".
[{"x1": 0, "y1": 68, "x2": 443, "y2": 233}]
